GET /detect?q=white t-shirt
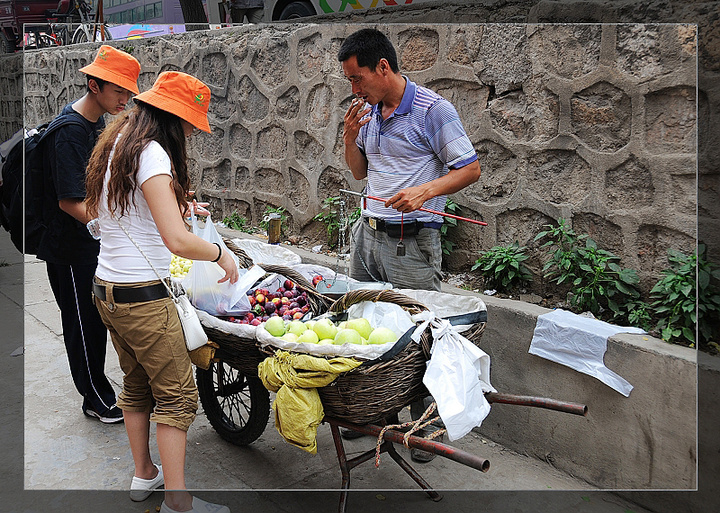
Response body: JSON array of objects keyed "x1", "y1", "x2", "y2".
[{"x1": 95, "y1": 139, "x2": 174, "y2": 283}]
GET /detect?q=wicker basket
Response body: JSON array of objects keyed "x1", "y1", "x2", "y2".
[
  {"x1": 316, "y1": 289, "x2": 435, "y2": 425},
  {"x1": 201, "y1": 239, "x2": 333, "y2": 375}
]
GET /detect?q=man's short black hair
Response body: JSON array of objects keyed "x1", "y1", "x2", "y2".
[
  {"x1": 86, "y1": 75, "x2": 108, "y2": 92},
  {"x1": 338, "y1": 28, "x2": 399, "y2": 73}
]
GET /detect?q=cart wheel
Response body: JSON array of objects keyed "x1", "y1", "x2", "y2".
[{"x1": 196, "y1": 360, "x2": 270, "y2": 446}]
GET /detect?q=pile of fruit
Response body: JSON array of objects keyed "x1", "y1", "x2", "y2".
[
  {"x1": 262, "y1": 316, "x2": 399, "y2": 346},
  {"x1": 170, "y1": 255, "x2": 193, "y2": 278},
  {"x1": 221, "y1": 279, "x2": 310, "y2": 326}
]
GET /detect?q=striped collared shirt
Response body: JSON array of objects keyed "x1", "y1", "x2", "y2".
[{"x1": 356, "y1": 77, "x2": 477, "y2": 223}]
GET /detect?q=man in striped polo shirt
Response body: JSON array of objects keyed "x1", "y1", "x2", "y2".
[
  {"x1": 339, "y1": 27, "x2": 481, "y2": 292},
  {"x1": 338, "y1": 28, "x2": 482, "y2": 461}
]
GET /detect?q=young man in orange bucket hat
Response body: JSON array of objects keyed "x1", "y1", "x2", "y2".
[{"x1": 36, "y1": 44, "x2": 140, "y2": 425}]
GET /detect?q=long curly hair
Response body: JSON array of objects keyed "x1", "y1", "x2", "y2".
[{"x1": 86, "y1": 100, "x2": 189, "y2": 218}]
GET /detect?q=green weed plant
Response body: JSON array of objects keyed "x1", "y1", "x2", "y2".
[
  {"x1": 440, "y1": 198, "x2": 459, "y2": 256},
  {"x1": 471, "y1": 242, "x2": 532, "y2": 290},
  {"x1": 650, "y1": 244, "x2": 720, "y2": 348},
  {"x1": 222, "y1": 211, "x2": 251, "y2": 233},
  {"x1": 535, "y1": 219, "x2": 640, "y2": 321}
]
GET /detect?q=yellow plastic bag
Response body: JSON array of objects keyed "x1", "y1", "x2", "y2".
[{"x1": 258, "y1": 350, "x2": 362, "y2": 453}]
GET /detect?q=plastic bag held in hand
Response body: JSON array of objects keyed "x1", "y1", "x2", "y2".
[{"x1": 182, "y1": 214, "x2": 264, "y2": 316}]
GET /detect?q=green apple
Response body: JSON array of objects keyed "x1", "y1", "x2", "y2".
[
  {"x1": 333, "y1": 328, "x2": 362, "y2": 345},
  {"x1": 313, "y1": 318, "x2": 337, "y2": 341},
  {"x1": 305, "y1": 320, "x2": 316, "y2": 330},
  {"x1": 297, "y1": 330, "x2": 319, "y2": 344},
  {"x1": 264, "y1": 316, "x2": 286, "y2": 337},
  {"x1": 337, "y1": 321, "x2": 348, "y2": 330},
  {"x1": 346, "y1": 317, "x2": 373, "y2": 339},
  {"x1": 280, "y1": 332, "x2": 299, "y2": 343},
  {"x1": 287, "y1": 320, "x2": 308, "y2": 336},
  {"x1": 317, "y1": 338, "x2": 334, "y2": 345},
  {"x1": 367, "y1": 327, "x2": 398, "y2": 345}
]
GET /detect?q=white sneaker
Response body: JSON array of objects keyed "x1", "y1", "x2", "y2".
[
  {"x1": 129, "y1": 464, "x2": 164, "y2": 501},
  {"x1": 160, "y1": 497, "x2": 230, "y2": 513}
]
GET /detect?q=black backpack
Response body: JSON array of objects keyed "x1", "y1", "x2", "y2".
[{"x1": 0, "y1": 113, "x2": 91, "y2": 255}]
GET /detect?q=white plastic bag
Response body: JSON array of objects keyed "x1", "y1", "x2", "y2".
[
  {"x1": 229, "y1": 237, "x2": 302, "y2": 266},
  {"x1": 414, "y1": 312, "x2": 496, "y2": 441},
  {"x1": 182, "y1": 215, "x2": 264, "y2": 316},
  {"x1": 529, "y1": 309, "x2": 644, "y2": 396}
]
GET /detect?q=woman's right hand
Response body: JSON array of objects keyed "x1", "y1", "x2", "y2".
[{"x1": 216, "y1": 248, "x2": 239, "y2": 284}]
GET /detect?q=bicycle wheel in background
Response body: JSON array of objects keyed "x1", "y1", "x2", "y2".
[{"x1": 71, "y1": 24, "x2": 112, "y2": 44}]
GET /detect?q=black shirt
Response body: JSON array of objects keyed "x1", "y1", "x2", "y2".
[{"x1": 36, "y1": 102, "x2": 104, "y2": 265}]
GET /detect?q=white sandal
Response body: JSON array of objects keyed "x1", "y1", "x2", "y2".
[
  {"x1": 129, "y1": 463, "x2": 164, "y2": 501},
  {"x1": 160, "y1": 496, "x2": 230, "y2": 513}
]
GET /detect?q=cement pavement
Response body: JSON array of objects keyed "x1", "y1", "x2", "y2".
[{"x1": 0, "y1": 229, "x2": 656, "y2": 513}]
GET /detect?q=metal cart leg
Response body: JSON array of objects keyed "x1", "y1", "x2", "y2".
[
  {"x1": 385, "y1": 442, "x2": 442, "y2": 501},
  {"x1": 329, "y1": 422, "x2": 352, "y2": 513},
  {"x1": 329, "y1": 420, "x2": 443, "y2": 513}
]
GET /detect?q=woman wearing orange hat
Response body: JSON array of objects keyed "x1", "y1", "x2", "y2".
[{"x1": 86, "y1": 72, "x2": 235, "y2": 513}]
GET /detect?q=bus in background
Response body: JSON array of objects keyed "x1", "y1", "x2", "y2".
[
  {"x1": 103, "y1": 0, "x2": 186, "y2": 25},
  {"x1": 101, "y1": 0, "x2": 435, "y2": 34},
  {"x1": 265, "y1": 0, "x2": 435, "y2": 21},
  {"x1": 102, "y1": 0, "x2": 212, "y2": 39}
]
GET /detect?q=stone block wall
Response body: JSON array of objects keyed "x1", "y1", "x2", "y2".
[
  {"x1": 14, "y1": 21, "x2": 697, "y2": 292},
  {"x1": 0, "y1": 53, "x2": 22, "y2": 141}
]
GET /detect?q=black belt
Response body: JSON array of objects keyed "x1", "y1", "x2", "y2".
[
  {"x1": 363, "y1": 217, "x2": 442, "y2": 238},
  {"x1": 93, "y1": 281, "x2": 169, "y2": 303}
]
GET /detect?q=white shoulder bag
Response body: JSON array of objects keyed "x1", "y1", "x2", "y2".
[{"x1": 115, "y1": 217, "x2": 208, "y2": 351}]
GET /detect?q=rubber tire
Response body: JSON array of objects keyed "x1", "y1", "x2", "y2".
[
  {"x1": 71, "y1": 25, "x2": 112, "y2": 44},
  {"x1": 196, "y1": 360, "x2": 270, "y2": 446},
  {"x1": 0, "y1": 32, "x2": 15, "y2": 53},
  {"x1": 279, "y1": 1, "x2": 316, "y2": 20}
]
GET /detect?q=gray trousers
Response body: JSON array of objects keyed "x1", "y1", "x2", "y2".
[{"x1": 349, "y1": 219, "x2": 443, "y2": 291}]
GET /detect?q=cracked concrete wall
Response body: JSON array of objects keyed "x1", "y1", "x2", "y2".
[{"x1": 10, "y1": 19, "x2": 698, "y2": 293}]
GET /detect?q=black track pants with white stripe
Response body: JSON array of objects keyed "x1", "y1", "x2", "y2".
[{"x1": 46, "y1": 262, "x2": 117, "y2": 415}]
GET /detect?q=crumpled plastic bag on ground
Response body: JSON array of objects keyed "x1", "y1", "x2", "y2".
[
  {"x1": 413, "y1": 311, "x2": 496, "y2": 441},
  {"x1": 258, "y1": 350, "x2": 362, "y2": 453},
  {"x1": 529, "y1": 309, "x2": 645, "y2": 397}
]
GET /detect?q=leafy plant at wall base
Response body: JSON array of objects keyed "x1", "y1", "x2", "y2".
[
  {"x1": 625, "y1": 300, "x2": 653, "y2": 332},
  {"x1": 313, "y1": 197, "x2": 360, "y2": 248},
  {"x1": 571, "y1": 239, "x2": 641, "y2": 319},
  {"x1": 650, "y1": 244, "x2": 720, "y2": 348},
  {"x1": 260, "y1": 206, "x2": 289, "y2": 236},
  {"x1": 222, "y1": 211, "x2": 251, "y2": 233},
  {"x1": 535, "y1": 219, "x2": 640, "y2": 321},
  {"x1": 471, "y1": 242, "x2": 532, "y2": 291},
  {"x1": 440, "y1": 198, "x2": 459, "y2": 256}
]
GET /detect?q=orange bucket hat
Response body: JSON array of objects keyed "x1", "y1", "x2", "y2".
[
  {"x1": 133, "y1": 71, "x2": 211, "y2": 133},
  {"x1": 78, "y1": 45, "x2": 140, "y2": 94}
]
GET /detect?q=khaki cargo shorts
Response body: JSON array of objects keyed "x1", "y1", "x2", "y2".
[{"x1": 93, "y1": 277, "x2": 198, "y2": 432}]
